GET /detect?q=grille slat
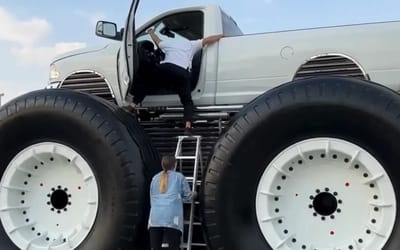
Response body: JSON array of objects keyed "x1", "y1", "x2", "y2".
[
  {"x1": 61, "y1": 87, "x2": 111, "y2": 93},
  {"x1": 61, "y1": 82, "x2": 108, "y2": 88},
  {"x1": 65, "y1": 72, "x2": 103, "y2": 79},
  {"x1": 61, "y1": 71, "x2": 115, "y2": 102},
  {"x1": 296, "y1": 67, "x2": 362, "y2": 75},
  {"x1": 295, "y1": 55, "x2": 367, "y2": 80},
  {"x1": 296, "y1": 72, "x2": 365, "y2": 80},
  {"x1": 307, "y1": 55, "x2": 347, "y2": 62},
  {"x1": 300, "y1": 62, "x2": 357, "y2": 69},
  {"x1": 63, "y1": 78, "x2": 105, "y2": 85}
]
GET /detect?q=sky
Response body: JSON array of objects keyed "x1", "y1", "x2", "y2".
[{"x1": 1, "y1": 0, "x2": 400, "y2": 104}]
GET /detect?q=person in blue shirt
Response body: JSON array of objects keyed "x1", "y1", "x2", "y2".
[{"x1": 148, "y1": 155, "x2": 194, "y2": 250}]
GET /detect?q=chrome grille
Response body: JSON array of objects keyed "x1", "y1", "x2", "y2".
[
  {"x1": 294, "y1": 55, "x2": 367, "y2": 80},
  {"x1": 61, "y1": 71, "x2": 115, "y2": 102}
]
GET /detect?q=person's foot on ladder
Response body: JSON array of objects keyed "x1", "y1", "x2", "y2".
[
  {"x1": 122, "y1": 102, "x2": 138, "y2": 113},
  {"x1": 184, "y1": 121, "x2": 192, "y2": 136}
]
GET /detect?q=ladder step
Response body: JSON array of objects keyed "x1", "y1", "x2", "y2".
[
  {"x1": 162, "y1": 242, "x2": 207, "y2": 248},
  {"x1": 177, "y1": 135, "x2": 202, "y2": 140},
  {"x1": 184, "y1": 201, "x2": 200, "y2": 206},
  {"x1": 181, "y1": 243, "x2": 208, "y2": 247},
  {"x1": 184, "y1": 221, "x2": 202, "y2": 226},
  {"x1": 185, "y1": 179, "x2": 202, "y2": 185},
  {"x1": 186, "y1": 177, "x2": 201, "y2": 181},
  {"x1": 176, "y1": 156, "x2": 197, "y2": 160}
]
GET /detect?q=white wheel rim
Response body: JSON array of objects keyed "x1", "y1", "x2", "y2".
[
  {"x1": 256, "y1": 138, "x2": 396, "y2": 250},
  {"x1": 0, "y1": 143, "x2": 99, "y2": 250}
]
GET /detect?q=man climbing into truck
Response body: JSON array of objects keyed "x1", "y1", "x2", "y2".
[{"x1": 128, "y1": 27, "x2": 222, "y2": 134}]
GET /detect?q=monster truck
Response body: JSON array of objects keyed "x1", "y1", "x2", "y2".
[{"x1": 1, "y1": 0, "x2": 400, "y2": 249}]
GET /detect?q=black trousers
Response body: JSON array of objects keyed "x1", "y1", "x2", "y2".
[
  {"x1": 132, "y1": 63, "x2": 194, "y2": 123},
  {"x1": 149, "y1": 227, "x2": 182, "y2": 250}
]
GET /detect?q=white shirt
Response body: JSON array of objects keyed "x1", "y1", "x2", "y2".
[{"x1": 159, "y1": 39, "x2": 203, "y2": 70}]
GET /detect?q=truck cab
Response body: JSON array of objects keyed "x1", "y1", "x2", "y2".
[{"x1": 49, "y1": 5, "x2": 241, "y2": 108}]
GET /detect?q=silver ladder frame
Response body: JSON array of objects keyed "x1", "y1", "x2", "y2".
[{"x1": 174, "y1": 135, "x2": 203, "y2": 250}]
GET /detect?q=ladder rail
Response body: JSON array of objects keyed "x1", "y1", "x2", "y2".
[
  {"x1": 186, "y1": 136, "x2": 201, "y2": 250},
  {"x1": 174, "y1": 135, "x2": 203, "y2": 250},
  {"x1": 174, "y1": 137, "x2": 184, "y2": 173}
]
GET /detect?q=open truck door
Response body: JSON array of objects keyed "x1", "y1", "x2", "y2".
[{"x1": 96, "y1": 0, "x2": 140, "y2": 101}]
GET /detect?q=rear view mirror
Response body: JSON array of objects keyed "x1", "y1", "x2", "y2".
[{"x1": 96, "y1": 21, "x2": 122, "y2": 41}]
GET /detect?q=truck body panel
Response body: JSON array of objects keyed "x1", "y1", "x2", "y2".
[{"x1": 216, "y1": 21, "x2": 400, "y2": 104}]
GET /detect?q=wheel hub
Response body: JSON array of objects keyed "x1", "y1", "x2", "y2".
[
  {"x1": 312, "y1": 192, "x2": 337, "y2": 216},
  {"x1": 255, "y1": 138, "x2": 397, "y2": 250},
  {"x1": 0, "y1": 143, "x2": 99, "y2": 250},
  {"x1": 49, "y1": 187, "x2": 70, "y2": 211}
]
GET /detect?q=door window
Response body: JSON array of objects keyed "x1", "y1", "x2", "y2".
[
  {"x1": 136, "y1": 11, "x2": 204, "y2": 96},
  {"x1": 137, "y1": 11, "x2": 204, "y2": 46}
]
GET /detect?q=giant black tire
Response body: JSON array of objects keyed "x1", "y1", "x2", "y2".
[
  {"x1": 94, "y1": 95, "x2": 161, "y2": 248},
  {"x1": 202, "y1": 77, "x2": 400, "y2": 250},
  {"x1": 0, "y1": 89, "x2": 159, "y2": 250}
]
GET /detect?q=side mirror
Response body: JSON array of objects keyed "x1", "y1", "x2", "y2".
[{"x1": 96, "y1": 21, "x2": 122, "y2": 41}]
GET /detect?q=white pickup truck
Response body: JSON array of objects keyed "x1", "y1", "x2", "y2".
[
  {"x1": 48, "y1": 5, "x2": 400, "y2": 107},
  {"x1": 1, "y1": 1, "x2": 400, "y2": 250}
]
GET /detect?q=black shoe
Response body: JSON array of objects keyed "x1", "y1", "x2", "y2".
[
  {"x1": 122, "y1": 104, "x2": 136, "y2": 113},
  {"x1": 184, "y1": 127, "x2": 193, "y2": 136}
]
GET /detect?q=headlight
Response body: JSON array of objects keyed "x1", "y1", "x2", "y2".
[{"x1": 49, "y1": 64, "x2": 60, "y2": 80}]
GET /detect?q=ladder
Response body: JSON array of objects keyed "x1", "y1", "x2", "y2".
[{"x1": 175, "y1": 135, "x2": 205, "y2": 250}]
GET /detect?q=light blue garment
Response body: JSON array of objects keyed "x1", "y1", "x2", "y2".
[{"x1": 148, "y1": 170, "x2": 193, "y2": 233}]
